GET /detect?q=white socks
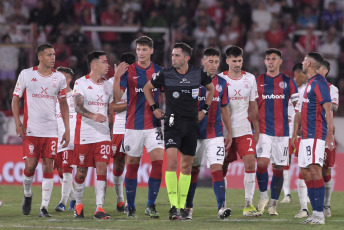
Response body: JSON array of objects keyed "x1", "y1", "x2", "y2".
[
  {"x1": 95, "y1": 179, "x2": 107, "y2": 209},
  {"x1": 324, "y1": 179, "x2": 333, "y2": 207},
  {"x1": 113, "y1": 174, "x2": 125, "y2": 203},
  {"x1": 41, "y1": 177, "x2": 54, "y2": 209},
  {"x1": 74, "y1": 179, "x2": 85, "y2": 206},
  {"x1": 60, "y1": 173, "x2": 74, "y2": 205},
  {"x1": 297, "y1": 178, "x2": 308, "y2": 210},
  {"x1": 283, "y1": 170, "x2": 290, "y2": 195},
  {"x1": 23, "y1": 174, "x2": 34, "y2": 197},
  {"x1": 244, "y1": 172, "x2": 256, "y2": 207}
]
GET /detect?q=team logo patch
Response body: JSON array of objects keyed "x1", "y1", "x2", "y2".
[
  {"x1": 112, "y1": 145, "x2": 117, "y2": 153},
  {"x1": 51, "y1": 150, "x2": 56, "y2": 156},
  {"x1": 79, "y1": 154, "x2": 85, "y2": 165},
  {"x1": 257, "y1": 147, "x2": 263, "y2": 154},
  {"x1": 192, "y1": 88, "x2": 198, "y2": 99},
  {"x1": 215, "y1": 84, "x2": 222, "y2": 92},
  {"x1": 279, "y1": 81, "x2": 287, "y2": 89},
  {"x1": 28, "y1": 144, "x2": 34, "y2": 155},
  {"x1": 243, "y1": 78, "x2": 249, "y2": 88},
  {"x1": 167, "y1": 139, "x2": 176, "y2": 145},
  {"x1": 306, "y1": 86, "x2": 311, "y2": 93},
  {"x1": 173, "y1": 91, "x2": 180, "y2": 98},
  {"x1": 125, "y1": 145, "x2": 131, "y2": 152}
]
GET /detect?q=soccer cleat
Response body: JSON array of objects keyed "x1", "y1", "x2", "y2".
[
  {"x1": 295, "y1": 209, "x2": 308, "y2": 218},
  {"x1": 310, "y1": 215, "x2": 325, "y2": 225},
  {"x1": 127, "y1": 206, "x2": 136, "y2": 218},
  {"x1": 169, "y1": 206, "x2": 180, "y2": 220},
  {"x1": 74, "y1": 204, "x2": 84, "y2": 218},
  {"x1": 257, "y1": 198, "x2": 269, "y2": 214},
  {"x1": 180, "y1": 208, "x2": 191, "y2": 220},
  {"x1": 301, "y1": 214, "x2": 314, "y2": 224},
  {"x1": 124, "y1": 202, "x2": 128, "y2": 213},
  {"x1": 186, "y1": 208, "x2": 193, "y2": 220},
  {"x1": 68, "y1": 200, "x2": 76, "y2": 210},
  {"x1": 243, "y1": 205, "x2": 261, "y2": 217},
  {"x1": 38, "y1": 207, "x2": 52, "y2": 217},
  {"x1": 22, "y1": 196, "x2": 32, "y2": 215},
  {"x1": 324, "y1": 206, "x2": 331, "y2": 217},
  {"x1": 144, "y1": 204, "x2": 160, "y2": 218},
  {"x1": 55, "y1": 203, "x2": 66, "y2": 212},
  {"x1": 116, "y1": 202, "x2": 125, "y2": 212},
  {"x1": 94, "y1": 207, "x2": 110, "y2": 219},
  {"x1": 268, "y1": 200, "x2": 278, "y2": 216},
  {"x1": 218, "y1": 206, "x2": 231, "y2": 219},
  {"x1": 281, "y1": 194, "x2": 292, "y2": 203}
]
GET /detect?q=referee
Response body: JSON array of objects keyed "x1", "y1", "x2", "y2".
[{"x1": 143, "y1": 42, "x2": 214, "y2": 220}]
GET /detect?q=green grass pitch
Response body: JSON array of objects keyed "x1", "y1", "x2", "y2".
[{"x1": 0, "y1": 185, "x2": 343, "y2": 229}]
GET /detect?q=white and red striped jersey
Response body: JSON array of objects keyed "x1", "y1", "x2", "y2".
[
  {"x1": 329, "y1": 83, "x2": 339, "y2": 108},
  {"x1": 108, "y1": 78, "x2": 127, "y2": 134},
  {"x1": 13, "y1": 66, "x2": 67, "y2": 137},
  {"x1": 73, "y1": 75, "x2": 113, "y2": 144},
  {"x1": 56, "y1": 91, "x2": 76, "y2": 152},
  {"x1": 218, "y1": 70, "x2": 258, "y2": 138}
]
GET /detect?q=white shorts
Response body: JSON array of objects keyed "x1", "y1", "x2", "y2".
[
  {"x1": 298, "y1": 138, "x2": 325, "y2": 168},
  {"x1": 256, "y1": 134, "x2": 289, "y2": 166},
  {"x1": 193, "y1": 137, "x2": 225, "y2": 168},
  {"x1": 121, "y1": 128, "x2": 164, "y2": 157}
]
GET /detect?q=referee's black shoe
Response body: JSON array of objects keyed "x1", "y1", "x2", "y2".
[
  {"x1": 22, "y1": 196, "x2": 32, "y2": 215},
  {"x1": 169, "y1": 206, "x2": 180, "y2": 220}
]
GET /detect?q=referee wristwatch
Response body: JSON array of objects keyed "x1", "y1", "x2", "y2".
[{"x1": 201, "y1": 104, "x2": 210, "y2": 115}]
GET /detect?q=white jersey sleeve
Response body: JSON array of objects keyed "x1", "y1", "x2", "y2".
[
  {"x1": 330, "y1": 84, "x2": 339, "y2": 107},
  {"x1": 108, "y1": 77, "x2": 127, "y2": 134},
  {"x1": 288, "y1": 99, "x2": 295, "y2": 137},
  {"x1": 295, "y1": 84, "x2": 306, "y2": 112}
]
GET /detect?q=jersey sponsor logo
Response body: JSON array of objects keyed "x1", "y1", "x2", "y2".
[
  {"x1": 32, "y1": 87, "x2": 55, "y2": 99},
  {"x1": 41, "y1": 87, "x2": 48, "y2": 94},
  {"x1": 279, "y1": 81, "x2": 287, "y2": 89},
  {"x1": 167, "y1": 139, "x2": 176, "y2": 145},
  {"x1": 181, "y1": 89, "x2": 190, "y2": 93},
  {"x1": 234, "y1": 89, "x2": 241, "y2": 96},
  {"x1": 88, "y1": 101, "x2": 107, "y2": 106},
  {"x1": 260, "y1": 84, "x2": 267, "y2": 87},
  {"x1": 97, "y1": 95, "x2": 103, "y2": 102},
  {"x1": 173, "y1": 91, "x2": 180, "y2": 98},
  {"x1": 88, "y1": 86, "x2": 93, "y2": 90},
  {"x1": 229, "y1": 96, "x2": 248, "y2": 101},
  {"x1": 302, "y1": 98, "x2": 310, "y2": 103},
  {"x1": 135, "y1": 87, "x2": 158, "y2": 93},
  {"x1": 79, "y1": 154, "x2": 85, "y2": 165},
  {"x1": 180, "y1": 78, "x2": 190, "y2": 84},
  {"x1": 198, "y1": 96, "x2": 205, "y2": 101},
  {"x1": 198, "y1": 96, "x2": 220, "y2": 101},
  {"x1": 262, "y1": 94, "x2": 285, "y2": 99},
  {"x1": 31, "y1": 78, "x2": 37, "y2": 82},
  {"x1": 28, "y1": 144, "x2": 34, "y2": 155},
  {"x1": 215, "y1": 84, "x2": 223, "y2": 92},
  {"x1": 192, "y1": 88, "x2": 198, "y2": 99}
]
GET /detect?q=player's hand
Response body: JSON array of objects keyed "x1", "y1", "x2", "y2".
[
  {"x1": 224, "y1": 133, "x2": 232, "y2": 151},
  {"x1": 114, "y1": 62, "x2": 129, "y2": 80},
  {"x1": 253, "y1": 132, "x2": 259, "y2": 145},
  {"x1": 91, "y1": 113, "x2": 107, "y2": 123},
  {"x1": 198, "y1": 111, "x2": 206, "y2": 122},
  {"x1": 153, "y1": 109, "x2": 165, "y2": 119},
  {"x1": 291, "y1": 133, "x2": 298, "y2": 149},
  {"x1": 325, "y1": 133, "x2": 335, "y2": 151},
  {"x1": 16, "y1": 123, "x2": 25, "y2": 138},
  {"x1": 61, "y1": 130, "x2": 70, "y2": 148}
]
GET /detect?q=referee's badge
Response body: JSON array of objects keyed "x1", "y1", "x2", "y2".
[
  {"x1": 173, "y1": 91, "x2": 180, "y2": 98},
  {"x1": 192, "y1": 88, "x2": 198, "y2": 99}
]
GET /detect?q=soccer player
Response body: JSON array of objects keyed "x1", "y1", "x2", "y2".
[
  {"x1": 144, "y1": 42, "x2": 214, "y2": 220},
  {"x1": 73, "y1": 51, "x2": 113, "y2": 219},
  {"x1": 113, "y1": 36, "x2": 164, "y2": 218},
  {"x1": 292, "y1": 52, "x2": 334, "y2": 225},
  {"x1": 318, "y1": 59, "x2": 339, "y2": 217},
  {"x1": 54, "y1": 67, "x2": 76, "y2": 212},
  {"x1": 12, "y1": 43, "x2": 70, "y2": 217},
  {"x1": 219, "y1": 46, "x2": 261, "y2": 217},
  {"x1": 290, "y1": 63, "x2": 310, "y2": 219},
  {"x1": 109, "y1": 52, "x2": 136, "y2": 212},
  {"x1": 256, "y1": 48, "x2": 298, "y2": 215},
  {"x1": 185, "y1": 48, "x2": 232, "y2": 220}
]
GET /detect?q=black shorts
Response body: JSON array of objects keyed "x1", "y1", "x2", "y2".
[{"x1": 164, "y1": 118, "x2": 198, "y2": 156}]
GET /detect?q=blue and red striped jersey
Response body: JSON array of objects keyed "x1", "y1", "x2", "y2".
[
  {"x1": 301, "y1": 74, "x2": 331, "y2": 140},
  {"x1": 256, "y1": 73, "x2": 298, "y2": 137},
  {"x1": 120, "y1": 62, "x2": 163, "y2": 130},
  {"x1": 198, "y1": 75, "x2": 229, "y2": 139}
]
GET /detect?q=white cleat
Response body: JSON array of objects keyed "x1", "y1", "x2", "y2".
[
  {"x1": 257, "y1": 198, "x2": 269, "y2": 214},
  {"x1": 310, "y1": 215, "x2": 325, "y2": 225},
  {"x1": 281, "y1": 194, "x2": 292, "y2": 203},
  {"x1": 323, "y1": 206, "x2": 331, "y2": 218},
  {"x1": 218, "y1": 206, "x2": 231, "y2": 219},
  {"x1": 301, "y1": 214, "x2": 314, "y2": 224},
  {"x1": 186, "y1": 207, "x2": 193, "y2": 220},
  {"x1": 295, "y1": 209, "x2": 308, "y2": 218}
]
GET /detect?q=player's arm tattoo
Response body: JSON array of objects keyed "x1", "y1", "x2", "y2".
[{"x1": 74, "y1": 94, "x2": 93, "y2": 118}]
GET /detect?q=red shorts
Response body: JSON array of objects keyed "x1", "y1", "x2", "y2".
[
  {"x1": 23, "y1": 136, "x2": 58, "y2": 159},
  {"x1": 54, "y1": 150, "x2": 74, "y2": 173},
  {"x1": 324, "y1": 146, "x2": 336, "y2": 168},
  {"x1": 224, "y1": 134, "x2": 256, "y2": 165},
  {"x1": 112, "y1": 134, "x2": 125, "y2": 158},
  {"x1": 74, "y1": 141, "x2": 111, "y2": 167},
  {"x1": 292, "y1": 137, "x2": 301, "y2": 157}
]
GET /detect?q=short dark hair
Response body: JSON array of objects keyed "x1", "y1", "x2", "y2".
[
  {"x1": 56, "y1": 66, "x2": 74, "y2": 78},
  {"x1": 87, "y1": 51, "x2": 106, "y2": 68},
  {"x1": 135, "y1": 36, "x2": 154, "y2": 48},
  {"x1": 120, "y1": 52, "x2": 136, "y2": 65},
  {"x1": 225, "y1": 46, "x2": 243, "y2": 58},
  {"x1": 173, "y1": 42, "x2": 192, "y2": 57},
  {"x1": 307, "y1": 52, "x2": 323, "y2": 68},
  {"x1": 203, "y1": 47, "x2": 220, "y2": 57},
  {"x1": 321, "y1": 59, "x2": 330, "y2": 77},
  {"x1": 292, "y1": 63, "x2": 303, "y2": 74},
  {"x1": 265, "y1": 48, "x2": 282, "y2": 57},
  {"x1": 36, "y1": 43, "x2": 54, "y2": 55}
]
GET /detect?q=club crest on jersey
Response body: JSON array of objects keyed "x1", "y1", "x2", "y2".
[
  {"x1": 279, "y1": 81, "x2": 287, "y2": 89},
  {"x1": 243, "y1": 78, "x2": 249, "y2": 88},
  {"x1": 180, "y1": 78, "x2": 190, "y2": 84},
  {"x1": 79, "y1": 154, "x2": 85, "y2": 165},
  {"x1": 52, "y1": 77, "x2": 58, "y2": 88},
  {"x1": 28, "y1": 144, "x2": 34, "y2": 155},
  {"x1": 306, "y1": 86, "x2": 311, "y2": 93},
  {"x1": 192, "y1": 88, "x2": 198, "y2": 99},
  {"x1": 257, "y1": 147, "x2": 263, "y2": 154},
  {"x1": 173, "y1": 91, "x2": 180, "y2": 98},
  {"x1": 215, "y1": 84, "x2": 222, "y2": 92},
  {"x1": 125, "y1": 145, "x2": 131, "y2": 152}
]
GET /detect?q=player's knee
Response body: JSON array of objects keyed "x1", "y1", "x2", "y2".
[
  {"x1": 150, "y1": 160, "x2": 163, "y2": 179},
  {"x1": 257, "y1": 158, "x2": 269, "y2": 168}
]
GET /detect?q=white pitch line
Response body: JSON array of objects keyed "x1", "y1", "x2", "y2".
[{"x1": 0, "y1": 225, "x2": 120, "y2": 230}]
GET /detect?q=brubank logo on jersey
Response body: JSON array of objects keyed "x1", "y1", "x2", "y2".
[
  {"x1": 88, "y1": 94, "x2": 107, "y2": 106},
  {"x1": 198, "y1": 96, "x2": 220, "y2": 102},
  {"x1": 32, "y1": 87, "x2": 55, "y2": 99},
  {"x1": 262, "y1": 94, "x2": 285, "y2": 99},
  {"x1": 135, "y1": 87, "x2": 158, "y2": 93}
]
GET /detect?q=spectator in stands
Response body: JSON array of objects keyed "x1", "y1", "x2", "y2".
[
  {"x1": 280, "y1": 38, "x2": 300, "y2": 76},
  {"x1": 321, "y1": 1, "x2": 343, "y2": 31},
  {"x1": 265, "y1": 20, "x2": 286, "y2": 48},
  {"x1": 193, "y1": 16, "x2": 217, "y2": 50},
  {"x1": 7, "y1": 23, "x2": 26, "y2": 44},
  {"x1": 74, "y1": 0, "x2": 94, "y2": 24},
  {"x1": 171, "y1": 15, "x2": 195, "y2": 46},
  {"x1": 219, "y1": 24, "x2": 239, "y2": 53},
  {"x1": 297, "y1": 5, "x2": 318, "y2": 29},
  {"x1": 53, "y1": 35, "x2": 72, "y2": 68},
  {"x1": 266, "y1": 0, "x2": 281, "y2": 17},
  {"x1": 29, "y1": 0, "x2": 49, "y2": 27},
  {"x1": 144, "y1": 9, "x2": 168, "y2": 42},
  {"x1": 295, "y1": 23, "x2": 319, "y2": 55},
  {"x1": 122, "y1": 0, "x2": 141, "y2": 14},
  {"x1": 281, "y1": 13, "x2": 296, "y2": 35},
  {"x1": 205, "y1": 0, "x2": 225, "y2": 31},
  {"x1": 252, "y1": 1, "x2": 272, "y2": 32},
  {"x1": 5, "y1": 0, "x2": 29, "y2": 24},
  {"x1": 65, "y1": 24, "x2": 90, "y2": 62},
  {"x1": 229, "y1": 14, "x2": 246, "y2": 48},
  {"x1": 100, "y1": 3, "x2": 121, "y2": 45},
  {"x1": 144, "y1": 0, "x2": 166, "y2": 17},
  {"x1": 0, "y1": 2, "x2": 7, "y2": 35},
  {"x1": 165, "y1": 0, "x2": 187, "y2": 27},
  {"x1": 337, "y1": 78, "x2": 344, "y2": 116}
]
